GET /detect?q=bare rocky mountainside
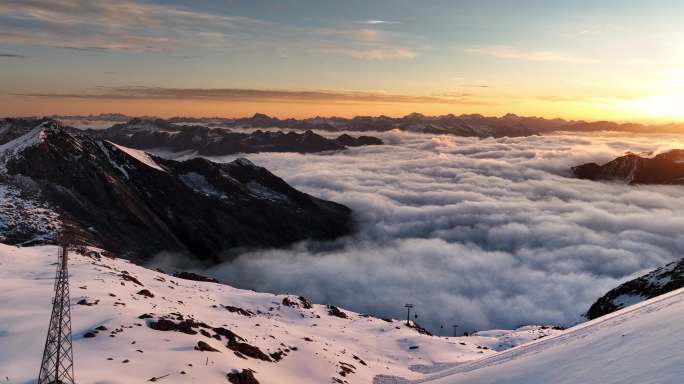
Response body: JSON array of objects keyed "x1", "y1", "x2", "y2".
[
  {"x1": 82, "y1": 118, "x2": 382, "y2": 156},
  {"x1": 0, "y1": 119, "x2": 352, "y2": 260},
  {"x1": 572, "y1": 149, "x2": 684, "y2": 184}
]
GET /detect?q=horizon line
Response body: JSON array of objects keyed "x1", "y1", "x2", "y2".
[{"x1": 3, "y1": 111, "x2": 683, "y2": 127}]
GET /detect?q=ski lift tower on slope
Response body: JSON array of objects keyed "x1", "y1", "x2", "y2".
[{"x1": 37, "y1": 243, "x2": 75, "y2": 384}]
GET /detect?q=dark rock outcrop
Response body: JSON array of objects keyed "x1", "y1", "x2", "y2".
[
  {"x1": 334, "y1": 133, "x2": 383, "y2": 147},
  {"x1": 587, "y1": 259, "x2": 684, "y2": 320},
  {"x1": 136, "y1": 289, "x2": 154, "y2": 298},
  {"x1": 227, "y1": 340, "x2": 272, "y2": 362},
  {"x1": 226, "y1": 369, "x2": 259, "y2": 384},
  {"x1": 327, "y1": 305, "x2": 348, "y2": 319},
  {"x1": 195, "y1": 340, "x2": 220, "y2": 352},
  {"x1": 148, "y1": 319, "x2": 198, "y2": 335},
  {"x1": 222, "y1": 305, "x2": 254, "y2": 317},
  {"x1": 572, "y1": 150, "x2": 684, "y2": 185},
  {"x1": 173, "y1": 271, "x2": 219, "y2": 283},
  {"x1": 1, "y1": 120, "x2": 353, "y2": 261}
]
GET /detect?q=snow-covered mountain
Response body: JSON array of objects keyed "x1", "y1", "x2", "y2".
[
  {"x1": 572, "y1": 149, "x2": 684, "y2": 184},
  {"x1": 0, "y1": 120, "x2": 352, "y2": 259},
  {"x1": 0, "y1": 244, "x2": 560, "y2": 384}
]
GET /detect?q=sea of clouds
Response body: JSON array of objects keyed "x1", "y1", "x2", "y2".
[{"x1": 197, "y1": 130, "x2": 684, "y2": 334}]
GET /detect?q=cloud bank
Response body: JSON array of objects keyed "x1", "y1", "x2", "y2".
[
  {"x1": 14, "y1": 86, "x2": 491, "y2": 105},
  {"x1": 186, "y1": 131, "x2": 684, "y2": 335}
]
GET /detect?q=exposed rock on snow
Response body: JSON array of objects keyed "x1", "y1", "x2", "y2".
[
  {"x1": 195, "y1": 340, "x2": 221, "y2": 352},
  {"x1": 227, "y1": 369, "x2": 260, "y2": 384},
  {"x1": 174, "y1": 271, "x2": 219, "y2": 283},
  {"x1": 0, "y1": 182, "x2": 61, "y2": 245},
  {"x1": 328, "y1": 305, "x2": 348, "y2": 319}
]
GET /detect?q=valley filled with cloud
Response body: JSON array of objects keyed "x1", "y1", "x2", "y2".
[{"x1": 200, "y1": 131, "x2": 684, "y2": 334}]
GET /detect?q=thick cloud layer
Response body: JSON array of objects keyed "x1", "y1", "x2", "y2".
[{"x1": 197, "y1": 131, "x2": 684, "y2": 334}]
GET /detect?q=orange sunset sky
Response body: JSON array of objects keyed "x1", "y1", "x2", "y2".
[{"x1": 1, "y1": 0, "x2": 683, "y2": 123}]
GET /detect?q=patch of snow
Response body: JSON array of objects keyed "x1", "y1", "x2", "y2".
[
  {"x1": 645, "y1": 272, "x2": 672, "y2": 287},
  {"x1": 96, "y1": 141, "x2": 129, "y2": 179},
  {"x1": 179, "y1": 172, "x2": 225, "y2": 198},
  {"x1": 108, "y1": 141, "x2": 167, "y2": 172},
  {"x1": 246, "y1": 181, "x2": 288, "y2": 201},
  {"x1": 611, "y1": 293, "x2": 646, "y2": 308},
  {"x1": 234, "y1": 158, "x2": 257, "y2": 168}
]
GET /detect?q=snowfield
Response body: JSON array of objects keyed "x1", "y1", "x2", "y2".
[
  {"x1": 0, "y1": 244, "x2": 558, "y2": 384},
  {"x1": 376, "y1": 282, "x2": 684, "y2": 384}
]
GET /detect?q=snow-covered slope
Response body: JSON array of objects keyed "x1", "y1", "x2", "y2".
[
  {"x1": 0, "y1": 244, "x2": 556, "y2": 384},
  {"x1": 376, "y1": 283, "x2": 684, "y2": 384}
]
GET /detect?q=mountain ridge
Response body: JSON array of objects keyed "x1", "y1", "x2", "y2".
[
  {"x1": 83, "y1": 117, "x2": 383, "y2": 156},
  {"x1": 39, "y1": 112, "x2": 684, "y2": 137},
  {"x1": 0, "y1": 120, "x2": 353, "y2": 260},
  {"x1": 572, "y1": 149, "x2": 684, "y2": 184}
]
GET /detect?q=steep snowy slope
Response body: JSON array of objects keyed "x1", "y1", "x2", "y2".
[
  {"x1": 376, "y1": 283, "x2": 684, "y2": 384},
  {"x1": 0, "y1": 244, "x2": 558, "y2": 384}
]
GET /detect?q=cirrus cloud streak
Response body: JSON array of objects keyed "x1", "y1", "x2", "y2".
[{"x1": 13, "y1": 86, "x2": 494, "y2": 105}]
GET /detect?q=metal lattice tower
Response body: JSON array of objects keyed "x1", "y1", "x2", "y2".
[{"x1": 37, "y1": 245, "x2": 75, "y2": 384}]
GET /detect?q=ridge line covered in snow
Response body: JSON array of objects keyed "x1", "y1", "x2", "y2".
[{"x1": 0, "y1": 125, "x2": 45, "y2": 172}]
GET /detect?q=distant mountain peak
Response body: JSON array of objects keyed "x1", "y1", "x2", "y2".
[
  {"x1": 81, "y1": 117, "x2": 381, "y2": 156},
  {"x1": 572, "y1": 149, "x2": 684, "y2": 185}
]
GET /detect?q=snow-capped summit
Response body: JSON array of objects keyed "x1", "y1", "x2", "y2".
[{"x1": 0, "y1": 121, "x2": 353, "y2": 259}]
